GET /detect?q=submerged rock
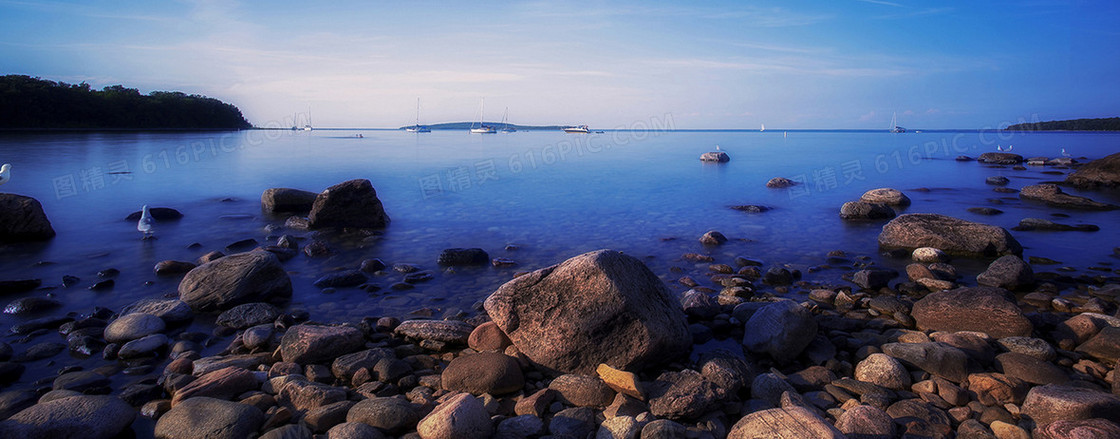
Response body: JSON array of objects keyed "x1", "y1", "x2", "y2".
[
  {"x1": 766, "y1": 177, "x2": 796, "y2": 188},
  {"x1": 1020, "y1": 184, "x2": 1117, "y2": 210},
  {"x1": 437, "y1": 248, "x2": 489, "y2": 266},
  {"x1": 978, "y1": 152, "x2": 1024, "y2": 164},
  {"x1": 700, "y1": 151, "x2": 730, "y2": 162},
  {"x1": 839, "y1": 201, "x2": 896, "y2": 221},
  {"x1": 484, "y1": 249, "x2": 690, "y2": 375},
  {"x1": 125, "y1": 207, "x2": 182, "y2": 221},
  {"x1": 860, "y1": 188, "x2": 911, "y2": 206},
  {"x1": 1011, "y1": 218, "x2": 1099, "y2": 231},
  {"x1": 878, "y1": 213, "x2": 1022, "y2": 257}
]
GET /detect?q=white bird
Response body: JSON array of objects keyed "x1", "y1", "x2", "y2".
[
  {"x1": 138, "y1": 205, "x2": 154, "y2": 239},
  {"x1": 996, "y1": 144, "x2": 1014, "y2": 152},
  {"x1": 715, "y1": 145, "x2": 722, "y2": 151},
  {"x1": 0, "y1": 163, "x2": 10, "y2": 186},
  {"x1": 1061, "y1": 148, "x2": 1071, "y2": 157}
]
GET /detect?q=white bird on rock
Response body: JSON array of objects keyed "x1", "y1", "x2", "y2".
[
  {"x1": 1061, "y1": 148, "x2": 1071, "y2": 157},
  {"x1": 138, "y1": 205, "x2": 154, "y2": 239},
  {"x1": 0, "y1": 164, "x2": 10, "y2": 186}
]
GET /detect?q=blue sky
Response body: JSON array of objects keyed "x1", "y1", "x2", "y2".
[{"x1": 1, "y1": 0, "x2": 1117, "y2": 129}]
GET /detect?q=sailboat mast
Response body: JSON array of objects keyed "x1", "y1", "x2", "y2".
[{"x1": 416, "y1": 98, "x2": 421, "y2": 126}]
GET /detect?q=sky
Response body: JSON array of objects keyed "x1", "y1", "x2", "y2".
[{"x1": 1, "y1": 0, "x2": 1118, "y2": 129}]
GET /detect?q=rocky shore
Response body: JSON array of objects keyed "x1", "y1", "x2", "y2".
[{"x1": 0, "y1": 154, "x2": 1118, "y2": 439}]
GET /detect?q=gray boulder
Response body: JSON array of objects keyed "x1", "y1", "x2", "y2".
[
  {"x1": 308, "y1": 179, "x2": 390, "y2": 229},
  {"x1": 1020, "y1": 184, "x2": 1117, "y2": 210},
  {"x1": 647, "y1": 369, "x2": 722, "y2": 421},
  {"x1": 121, "y1": 298, "x2": 193, "y2": 325},
  {"x1": 442, "y1": 352, "x2": 524, "y2": 396},
  {"x1": 743, "y1": 300, "x2": 817, "y2": 363},
  {"x1": 1022, "y1": 384, "x2": 1120, "y2": 430},
  {"x1": 976, "y1": 255, "x2": 1034, "y2": 290},
  {"x1": 103, "y1": 312, "x2": 165, "y2": 343},
  {"x1": 0, "y1": 395, "x2": 135, "y2": 439},
  {"x1": 216, "y1": 302, "x2": 279, "y2": 329},
  {"x1": 882, "y1": 342, "x2": 971, "y2": 383},
  {"x1": 840, "y1": 201, "x2": 896, "y2": 221},
  {"x1": 484, "y1": 249, "x2": 690, "y2": 374},
  {"x1": 154, "y1": 396, "x2": 264, "y2": 439},
  {"x1": 766, "y1": 177, "x2": 796, "y2": 188},
  {"x1": 416, "y1": 393, "x2": 492, "y2": 439},
  {"x1": 878, "y1": 213, "x2": 1021, "y2": 257},
  {"x1": 0, "y1": 194, "x2": 55, "y2": 243},
  {"x1": 178, "y1": 250, "x2": 292, "y2": 312},
  {"x1": 346, "y1": 397, "x2": 420, "y2": 435},
  {"x1": 394, "y1": 320, "x2": 473, "y2": 345},
  {"x1": 261, "y1": 188, "x2": 317, "y2": 213}
]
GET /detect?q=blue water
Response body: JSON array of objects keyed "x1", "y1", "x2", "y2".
[{"x1": 1, "y1": 128, "x2": 1118, "y2": 329}]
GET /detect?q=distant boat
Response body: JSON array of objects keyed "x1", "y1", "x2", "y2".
[
  {"x1": 500, "y1": 107, "x2": 516, "y2": 133},
  {"x1": 470, "y1": 98, "x2": 496, "y2": 134},
  {"x1": 562, "y1": 125, "x2": 590, "y2": 133},
  {"x1": 889, "y1": 112, "x2": 906, "y2": 133},
  {"x1": 405, "y1": 98, "x2": 431, "y2": 133},
  {"x1": 760, "y1": 123, "x2": 765, "y2": 132}
]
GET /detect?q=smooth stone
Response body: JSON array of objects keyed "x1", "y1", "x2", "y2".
[
  {"x1": 1020, "y1": 184, "x2": 1117, "y2": 210},
  {"x1": 307, "y1": 179, "x2": 390, "y2": 229},
  {"x1": 215, "y1": 302, "x2": 279, "y2": 329},
  {"x1": 0, "y1": 194, "x2": 56, "y2": 242},
  {"x1": 121, "y1": 298, "x2": 193, "y2": 325},
  {"x1": 766, "y1": 177, "x2": 796, "y2": 188},
  {"x1": 279, "y1": 324, "x2": 365, "y2": 365},
  {"x1": 1066, "y1": 152, "x2": 1120, "y2": 188},
  {"x1": 178, "y1": 250, "x2": 292, "y2": 312},
  {"x1": 346, "y1": 397, "x2": 420, "y2": 435},
  {"x1": 261, "y1": 188, "x2": 317, "y2": 213},
  {"x1": 699, "y1": 230, "x2": 728, "y2": 246},
  {"x1": 0, "y1": 395, "x2": 135, "y2": 438},
  {"x1": 154, "y1": 396, "x2": 264, "y2": 439},
  {"x1": 840, "y1": 201, "x2": 896, "y2": 221},
  {"x1": 394, "y1": 320, "x2": 473, "y2": 345},
  {"x1": 171, "y1": 366, "x2": 259, "y2": 405},
  {"x1": 860, "y1": 188, "x2": 911, "y2": 206},
  {"x1": 416, "y1": 393, "x2": 492, "y2": 439},
  {"x1": 466, "y1": 321, "x2": 512, "y2": 352},
  {"x1": 326, "y1": 422, "x2": 386, "y2": 439},
  {"x1": 1036, "y1": 419, "x2": 1120, "y2": 439},
  {"x1": 103, "y1": 313, "x2": 165, "y2": 343},
  {"x1": 855, "y1": 353, "x2": 911, "y2": 391},
  {"x1": 995, "y1": 352, "x2": 1069, "y2": 385},
  {"x1": 911, "y1": 286, "x2": 1032, "y2": 338},
  {"x1": 882, "y1": 342, "x2": 971, "y2": 383},
  {"x1": 1022, "y1": 384, "x2": 1120, "y2": 430},
  {"x1": 727, "y1": 406, "x2": 845, "y2": 439},
  {"x1": 743, "y1": 300, "x2": 817, "y2": 363},
  {"x1": 835, "y1": 404, "x2": 896, "y2": 438},
  {"x1": 442, "y1": 352, "x2": 524, "y2": 396},
  {"x1": 976, "y1": 256, "x2": 1034, "y2": 291},
  {"x1": 437, "y1": 248, "x2": 490, "y2": 266},
  {"x1": 549, "y1": 373, "x2": 615, "y2": 408},
  {"x1": 878, "y1": 213, "x2": 1021, "y2": 257},
  {"x1": 117, "y1": 333, "x2": 168, "y2": 359}
]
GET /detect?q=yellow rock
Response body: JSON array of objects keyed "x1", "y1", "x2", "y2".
[
  {"x1": 596, "y1": 363, "x2": 644, "y2": 400},
  {"x1": 990, "y1": 421, "x2": 1030, "y2": 439}
]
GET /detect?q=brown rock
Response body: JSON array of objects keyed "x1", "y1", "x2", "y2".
[
  {"x1": 0, "y1": 194, "x2": 55, "y2": 243},
  {"x1": 178, "y1": 250, "x2": 292, "y2": 312},
  {"x1": 1020, "y1": 184, "x2": 1118, "y2": 210},
  {"x1": 171, "y1": 366, "x2": 257, "y2": 406},
  {"x1": 1076, "y1": 326, "x2": 1120, "y2": 364},
  {"x1": 1037, "y1": 418, "x2": 1120, "y2": 439},
  {"x1": 911, "y1": 286, "x2": 1032, "y2": 338},
  {"x1": 307, "y1": 179, "x2": 390, "y2": 229},
  {"x1": 416, "y1": 393, "x2": 492, "y2": 439},
  {"x1": 597, "y1": 363, "x2": 645, "y2": 400},
  {"x1": 995, "y1": 352, "x2": 1069, "y2": 385},
  {"x1": 878, "y1": 214, "x2": 1022, "y2": 257},
  {"x1": 514, "y1": 388, "x2": 555, "y2": 417},
  {"x1": 261, "y1": 188, "x2": 317, "y2": 213},
  {"x1": 728, "y1": 406, "x2": 846, "y2": 439},
  {"x1": 441, "y1": 352, "x2": 524, "y2": 395},
  {"x1": 279, "y1": 324, "x2": 365, "y2": 365},
  {"x1": 861, "y1": 188, "x2": 911, "y2": 206},
  {"x1": 1066, "y1": 152, "x2": 1120, "y2": 189},
  {"x1": 467, "y1": 321, "x2": 511, "y2": 352},
  {"x1": 548, "y1": 374, "x2": 615, "y2": 408},
  {"x1": 279, "y1": 380, "x2": 348, "y2": 412},
  {"x1": 968, "y1": 373, "x2": 1029, "y2": 406},
  {"x1": 835, "y1": 404, "x2": 896, "y2": 438},
  {"x1": 395, "y1": 320, "x2": 474, "y2": 345},
  {"x1": 1022, "y1": 384, "x2": 1120, "y2": 430},
  {"x1": 647, "y1": 369, "x2": 722, "y2": 421},
  {"x1": 483, "y1": 249, "x2": 690, "y2": 375}
]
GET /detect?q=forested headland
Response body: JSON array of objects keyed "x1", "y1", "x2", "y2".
[
  {"x1": 0, "y1": 75, "x2": 251, "y2": 130},
  {"x1": 1005, "y1": 117, "x2": 1120, "y2": 131}
]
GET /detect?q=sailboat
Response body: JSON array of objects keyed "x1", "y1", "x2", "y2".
[
  {"x1": 499, "y1": 107, "x2": 516, "y2": 133},
  {"x1": 889, "y1": 112, "x2": 906, "y2": 133},
  {"x1": 470, "y1": 99, "x2": 496, "y2": 134},
  {"x1": 405, "y1": 98, "x2": 431, "y2": 133},
  {"x1": 760, "y1": 123, "x2": 765, "y2": 132},
  {"x1": 302, "y1": 107, "x2": 313, "y2": 131}
]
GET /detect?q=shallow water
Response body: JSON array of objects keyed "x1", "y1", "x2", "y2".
[{"x1": 0, "y1": 128, "x2": 1118, "y2": 398}]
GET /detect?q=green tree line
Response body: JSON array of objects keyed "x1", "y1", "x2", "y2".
[
  {"x1": 1006, "y1": 117, "x2": 1120, "y2": 131},
  {"x1": 0, "y1": 75, "x2": 251, "y2": 129}
]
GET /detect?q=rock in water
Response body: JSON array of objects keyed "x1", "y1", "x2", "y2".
[
  {"x1": 0, "y1": 194, "x2": 55, "y2": 243},
  {"x1": 0, "y1": 395, "x2": 136, "y2": 438},
  {"x1": 911, "y1": 286, "x2": 1032, "y2": 338},
  {"x1": 839, "y1": 201, "x2": 896, "y2": 221},
  {"x1": 978, "y1": 152, "x2": 1024, "y2": 164},
  {"x1": 307, "y1": 179, "x2": 390, "y2": 229},
  {"x1": 178, "y1": 250, "x2": 292, "y2": 312},
  {"x1": 860, "y1": 188, "x2": 911, "y2": 206},
  {"x1": 1019, "y1": 184, "x2": 1118, "y2": 210},
  {"x1": 125, "y1": 207, "x2": 183, "y2": 221},
  {"x1": 878, "y1": 213, "x2": 1022, "y2": 257},
  {"x1": 437, "y1": 248, "x2": 489, "y2": 266},
  {"x1": 1066, "y1": 151, "x2": 1120, "y2": 188},
  {"x1": 976, "y1": 255, "x2": 1034, "y2": 290},
  {"x1": 742, "y1": 300, "x2": 817, "y2": 363},
  {"x1": 766, "y1": 177, "x2": 796, "y2": 188},
  {"x1": 699, "y1": 151, "x2": 730, "y2": 162},
  {"x1": 261, "y1": 188, "x2": 318, "y2": 213},
  {"x1": 154, "y1": 396, "x2": 265, "y2": 439},
  {"x1": 484, "y1": 249, "x2": 690, "y2": 375}
]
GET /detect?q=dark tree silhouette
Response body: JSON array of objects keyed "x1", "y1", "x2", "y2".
[{"x1": 0, "y1": 75, "x2": 251, "y2": 129}]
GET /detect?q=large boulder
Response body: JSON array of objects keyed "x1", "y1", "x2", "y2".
[
  {"x1": 0, "y1": 395, "x2": 135, "y2": 438},
  {"x1": 742, "y1": 300, "x2": 818, "y2": 363},
  {"x1": 878, "y1": 213, "x2": 1022, "y2": 257},
  {"x1": 1022, "y1": 384, "x2": 1120, "y2": 431},
  {"x1": 728, "y1": 406, "x2": 846, "y2": 439},
  {"x1": 154, "y1": 396, "x2": 265, "y2": 439},
  {"x1": 483, "y1": 249, "x2": 691, "y2": 375},
  {"x1": 261, "y1": 188, "x2": 317, "y2": 213},
  {"x1": 441, "y1": 352, "x2": 524, "y2": 396},
  {"x1": 911, "y1": 286, "x2": 1032, "y2": 338},
  {"x1": 307, "y1": 179, "x2": 390, "y2": 229},
  {"x1": 976, "y1": 255, "x2": 1035, "y2": 290},
  {"x1": 700, "y1": 151, "x2": 730, "y2": 162},
  {"x1": 178, "y1": 250, "x2": 292, "y2": 312},
  {"x1": 1020, "y1": 184, "x2": 1117, "y2": 210},
  {"x1": 280, "y1": 325, "x2": 366, "y2": 365},
  {"x1": 416, "y1": 393, "x2": 492, "y2": 439},
  {"x1": 1066, "y1": 152, "x2": 1120, "y2": 188},
  {"x1": 860, "y1": 188, "x2": 911, "y2": 206},
  {"x1": 839, "y1": 201, "x2": 896, "y2": 221},
  {"x1": 0, "y1": 194, "x2": 55, "y2": 243}
]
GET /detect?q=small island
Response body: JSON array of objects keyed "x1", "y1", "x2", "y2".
[
  {"x1": 399, "y1": 122, "x2": 568, "y2": 131},
  {"x1": 0, "y1": 75, "x2": 251, "y2": 130},
  {"x1": 1005, "y1": 117, "x2": 1120, "y2": 131}
]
